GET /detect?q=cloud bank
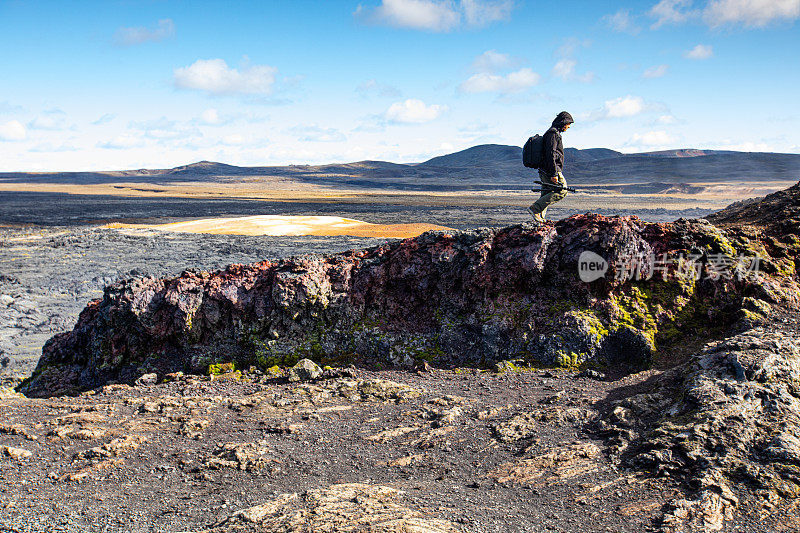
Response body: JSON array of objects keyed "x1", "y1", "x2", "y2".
[
  {"x1": 705, "y1": 0, "x2": 800, "y2": 27},
  {"x1": 647, "y1": 0, "x2": 799, "y2": 28},
  {"x1": 174, "y1": 59, "x2": 278, "y2": 96},
  {"x1": 385, "y1": 99, "x2": 447, "y2": 123},
  {"x1": 459, "y1": 68, "x2": 540, "y2": 94},
  {"x1": 356, "y1": 0, "x2": 514, "y2": 32},
  {"x1": 685, "y1": 44, "x2": 713, "y2": 59}
]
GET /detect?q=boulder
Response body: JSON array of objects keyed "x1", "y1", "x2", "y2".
[{"x1": 287, "y1": 358, "x2": 322, "y2": 382}]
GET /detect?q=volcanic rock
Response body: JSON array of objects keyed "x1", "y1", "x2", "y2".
[
  {"x1": 287, "y1": 358, "x2": 322, "y2": 382},
  {"x1": 19, "y1": 188, "x2": 800, "y2": 397}
]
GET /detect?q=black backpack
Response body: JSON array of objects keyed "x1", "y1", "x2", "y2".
[{"x1": 522, "y1": 134, "x2": 543, "y2": 169}]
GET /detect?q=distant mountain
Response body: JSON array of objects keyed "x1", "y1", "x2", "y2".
[
  {"x1": 419, "y1": 144, "x2": 521, "y2": 168},
  {"x1": 632, "y1": 149, "x2": 736, "y2": 158},
  {"x1": 418, "y1": 145, "x2": 621, "y2": 168},
  {"x1": 564, "y1": 148, "x2": 622, "y2": 162},
  {"x1": 1, "y1": 144, "x2": 799, "y2": 189},
  {"x1": 167, "y1": 161, "x2": 247, "y2": 176}
]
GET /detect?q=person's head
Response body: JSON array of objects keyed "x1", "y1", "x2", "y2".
[{"x1": 552, "y1": 111, "x2": 574, "y2": 133}]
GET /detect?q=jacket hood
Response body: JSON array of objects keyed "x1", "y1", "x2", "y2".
[{"x1": 552, "y1": 111, "x2": 574, "y2": 129}]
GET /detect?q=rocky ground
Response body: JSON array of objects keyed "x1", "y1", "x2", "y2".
[
  {"x1": 3, "y1": 361, "x2": 791, "y2": 533},
  {"x1": 3, "y1": 186, "x2": 800, "y2": 532}
]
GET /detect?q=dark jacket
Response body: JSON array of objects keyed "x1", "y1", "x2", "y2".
[{"x1": 541, "y1": 112, "x2": 574, "y2": 178}]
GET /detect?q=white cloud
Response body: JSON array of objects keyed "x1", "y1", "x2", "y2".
[
  {"x1": 602, "y1": 9, "x2": 641, "y2": 33},
  {"x1": 289, "y1": 125, "x2": 347, "y2": 142},
  {"x1": 459, "y1": 67, "x2": 540, "y2": 94},
  {"x1": 457, "y1": 121, "x2": 492, "y2": 138},
  {"x1": 357, "y1": 0, "x2": 513, "y2": 32},
  {"x1": 650, "y1": 0, "x2": 696, "y2": 28},
  {"x1": 704, "y1": 0, "x2": 800, "y2": 27},
  {"x1": 174, "y1": 59, "x2": 278, "y2": 96},
  {"x1": 28, "y1": 110, "x2": 69, "y2": 130},
  {"x1": 698, "y1": 139, "x2": 777, "y2": 151},
  {"x1": 472, "y1": 50, "x2": 513, "y2": 72},
  {"x1": 0, "y1": 101, "x2": 24, "y2": 115},
  {"x1": 361, "y1": 0, "x2": 460, "y2": 31},
  {"x1": 200, "y1": 109, "x2": 222, "y2": 125},
  {"x1": 92, "y1": 113, "x2": 116, "y2": 125},
  {"x1": 551, "y1": 59, "x2": 595, "y2": 82},
  {"x1": 552, "y1": 59, "x2": 576, "y2": 79},
  {"x1": 29, "y1": 141, "x2": 79, "y2": 153},
  {"x1": 385, "y1": 99, "x2": 447, "y2": 123},
  {"x1": 585, "y1": 95, "x2": 650, "y2": 121},
  {"x1": 460, "y1": 0, "x2": 514, "y2": 26},
  {"x1": 98, "y1": 134, "x2": 145, "y2": 149},
  {"x1": 657, "y1": 114, "x2": 678, "y2": 124},
  {"x1": 722, "y1": 141, "x2": 774, "y2": 151},
  {"x1": 643, "y1": 64, "x2": 669, "y2": 78},
  {"x1": 222, "y1": 134, "x2": 246, "y2": 146},
  {"x1": 552, "y1": 38, "x2": 594, "y2": 82},
  {"x1": 115, "y1": 19, "x2": 175, "y2": 46},
  {"x1": 628, "y1": 130, "x2": 677, "y2": 146},
  {"x1": 685, "y1": 44, "x2": 713, "y2": 59},
  {"x1": 129, "y1": 116, "x2": 195, "y2": 140},
  {"x1": 556, "y1": 38, "x2": 591, "y2": 58},
  {"x1": 0, "y1": 120, "x2": 26, "y2": 141},
  {"x1": 605, "y1": 96, "x2": 646, "y2": 118}
]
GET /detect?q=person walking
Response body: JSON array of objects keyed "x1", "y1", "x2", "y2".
[{"x1": 528, "y1": 111, "x2": 574, "y2": 224}]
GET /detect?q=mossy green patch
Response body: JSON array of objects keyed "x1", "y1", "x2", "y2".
[
  {"x1": 555, "y1": 350, "x2": 580, "y2": 368},
  {"x1": 210, "y1": 370, "x2": 242, "y2": 381},
  {"x1": 265, "y1": 365, "x2": 283, "y2": 377},
  {"x1": 208, "y1": 362, "x2": 236, "y2": 375}
]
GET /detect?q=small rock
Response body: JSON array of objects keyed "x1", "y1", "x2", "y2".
[
  {"x1": 204, "y1": 441, "x2": 276, "y2": 471},
  {"x1": 539, "y1": 390, "x2": 565, "y2": 404},
  {"x1": 162, "y1": 372, "x2": 185, "y2": 382},
  {"x1": 71, "y1": 427, "x2": 109, "y2": 440},
  {"x1": 493, "y1": 413, "x2": 540, "y2": 442},
  {"x1": 434, "y1": 407, "x2": 463, "y2": 427},
  {"x1": 0, "y1": 387, "x2": 23, "y2": 400},
  {"x1": 135, "y1": 373, "x2": 158, "y2": 386},
  {"x1": 610, "y1": 406, "x2": 633, "y2": 428},
  {"x1": 387, "y1": 454, "x2": 424, "y2": 467},
  {"x1": 287, "y1": 359, "x2": 323, "y2": 382},
  {"x1": 2, "y1": 446, "x2": 32, "y2": 460},
  {"x1": 577, "y1": 369, "x2": 605, "y2": 380}
]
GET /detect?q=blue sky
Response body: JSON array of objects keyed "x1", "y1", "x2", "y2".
[{"x1": 0, "y1": 0, "x2": 798, "y2": 171}]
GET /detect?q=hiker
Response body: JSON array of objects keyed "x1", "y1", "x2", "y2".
[{"x1": 528, "y1": 111, "x2": 574, "y2": 224}]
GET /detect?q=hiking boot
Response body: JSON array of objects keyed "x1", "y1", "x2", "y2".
[{"x1": 528, "y1": 207, "x2": 546, "y2": 224}]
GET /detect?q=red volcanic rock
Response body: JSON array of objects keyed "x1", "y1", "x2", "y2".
[{"x1": 19, "y1": 193, "x2": 800, "y2": 397}]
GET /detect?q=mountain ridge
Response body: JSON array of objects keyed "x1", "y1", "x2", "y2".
[{"x1": 1, "y1": 144, "x2": 799, "y2": 186}]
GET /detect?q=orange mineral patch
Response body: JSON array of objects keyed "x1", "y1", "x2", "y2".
[{"x1": 106, "y1": 215, "x2": 451, "y2": 239}]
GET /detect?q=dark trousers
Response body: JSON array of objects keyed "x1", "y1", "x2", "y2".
[{"x1": 531, "y1": 171, "x2": 567, "y2": 218}]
